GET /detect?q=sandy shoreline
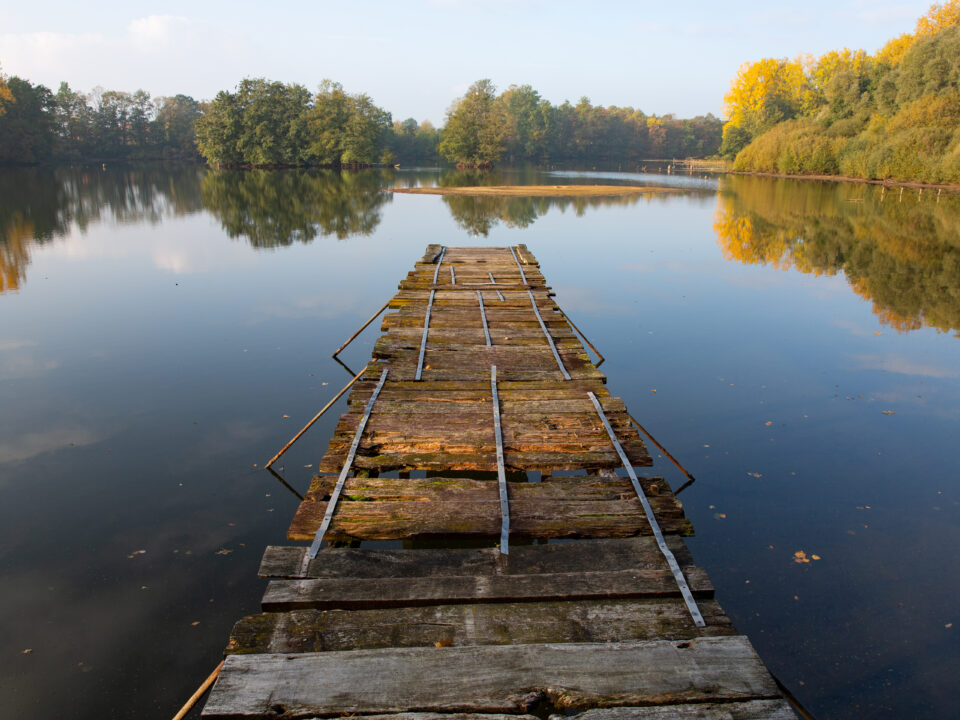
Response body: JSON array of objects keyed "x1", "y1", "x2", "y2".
[{"x1": 389, "y1": 184, "x2": 678, "y2": 197}]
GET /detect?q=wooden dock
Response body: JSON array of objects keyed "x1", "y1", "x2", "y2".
[{"x1": 202, "y1": 246, "x2": 796, "y2": 719}]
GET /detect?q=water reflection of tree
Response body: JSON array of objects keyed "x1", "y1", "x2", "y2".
[
  {"x1": 444, "y1": 192, "x2": 652, "y2": 236},
  {"x1": 0, "y1": 166, "x2": 203, "y2": 293},
  {"x1": 714, "y1": 175, "x2": 960, "y2": 335},
  {"x1": 201, "y1": 169, "x2": 392, "y2": 248}
]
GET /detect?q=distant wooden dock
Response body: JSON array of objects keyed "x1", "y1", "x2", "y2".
[{"x1": 202, "y1": 246, "x2": 796, "y2": 719}]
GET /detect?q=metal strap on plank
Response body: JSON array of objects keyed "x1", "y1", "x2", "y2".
[
  {"x1": 586, "y1": 391, "x2": 706, "y2": 627},
  {"x1": 509, "y1": 246, "x2": 528, "y2": 284},
  {"x1": 450, "y1": 265, "x2": 456, "y2": 285},
  {"x1": 489, "y1": 273, "x2": 505, "y2": 301},
  {"x1": 527, "y1": 290, "x2": 571, "y2": 380},
  {"x1": 307, "y1": 369, "x2": 390, "y2": 559},
  {"x1": 478, "y1": 291, "x2": 492, "y2": 346},
  {"x1": 431, "y1": 246, "x2": 446, "y2": 284},
  {"x1": 491, "y1": 365, "x2": 509, "y2": 554},
  {"x1": 415, "y1": 289, "x2": 435, "y2": 381}
]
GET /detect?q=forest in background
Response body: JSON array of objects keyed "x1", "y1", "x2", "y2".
[
  {"x1": 0, "y1": 66, "x2": 721, "y2": 168},
  {"x1": 721, "y1": 0, "x2": 960, "y2": 184}
]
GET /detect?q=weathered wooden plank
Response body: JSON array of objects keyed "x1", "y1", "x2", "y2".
[
  {"x1": 300, "y1": 476, "x2": 672, "y2": 503},
  {"x1": 420, "y1": 244, "x2": 444, "y2": 264},
  {"x1": 261, "y1": 566, "x2": 713, "y2": 611},
  {"x1": 258, "y1": 536, "x2": 697, "y2": 579},
  {"x1": 320, "y1": 434, "x2": 649, "y2": 462},
  {"x1": 228, "y1": 598, "x2": 734, "y2": 654},
  {"x1": 317, "y1": 450, "x2": 650, "y2": 474},
  {"x1": 287, "y1": 496, "x2": 691, "y2": 542},
  {"x1": 342, "y1": 715, "x2": 539, "y2": 720},
  {"x1": 340, "y1": 396, "x2": 627, "y2": 415},
  {"x1": 562, "y1": 701, "x2": 798, "y2": 720},
  {"x1": 202, "y1": 637, "x2": 780, "y2": 718},
  {"x1": 346, "y1": 379, "x2": 609, "y2": 393}
]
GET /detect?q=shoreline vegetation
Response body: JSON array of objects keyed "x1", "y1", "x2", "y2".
[
  {"x1": 731, "y1": 169, "x2": 960, "y2": 192},
  {"x1": 389, "y1": 185, "x2": 678, "y2": 197},
  {"x1": 719, "y1": 0, "x2": 960, "y2": 186},
  {"x1": 0, "y1": 67, "x2": 721, "y2": 170}
]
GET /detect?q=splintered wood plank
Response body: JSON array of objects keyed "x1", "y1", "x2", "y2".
[
  {"x1": 287, "y1": 497, "x2": 692, "y2": 541},
  {"x1": 287, "y1": 475, "x2": 684, "y2": 541},
  {"x1": 260, "y1": 567, "x2": 713, "y2": 611},
  {"x1": 563, "y1": 701, "x2": 798, "y2": 720},
  {"x1": 228, "y1": 598, "x2": 734, "y2": 654},
  {"x1": 346, "y1": 379, "x2": 610, "y2": 393},
  {"x1": 202, "y1": 637, "x2": 780, "y2": 718},
  {"x1": 258, "y1": 536, "x2": 696, "y2": 579},
  {"x1": 299, "y1": 475, "x2": 673, "y2": 502}
]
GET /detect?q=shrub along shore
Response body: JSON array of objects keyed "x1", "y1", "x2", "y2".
[{"x1": 719, "y1": 1, "x2": 960, "y2": 186}]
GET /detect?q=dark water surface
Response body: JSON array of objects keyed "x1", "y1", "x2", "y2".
[{"x1": 1, "y1": 166, "x2": 958, "y2": 719}]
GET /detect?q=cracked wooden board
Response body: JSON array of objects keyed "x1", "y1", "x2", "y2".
[{"x1": 202, "y1": 637, "x2": 780, "y2": 718}]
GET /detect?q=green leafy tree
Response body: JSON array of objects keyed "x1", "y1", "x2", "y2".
[
  {"x1": 438, "y1": 79, "x2": 506, "y2": 167},
  {"x1": 0, "y1": 77, "x2": 55, "y2": 164}
]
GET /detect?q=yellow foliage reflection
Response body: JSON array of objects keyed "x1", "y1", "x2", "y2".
[
  {"x1": 714, "y1": 175, "x2": 960, "y2": 335},
  {"x1": 0, "y1": 212, "x2": 33, "y2": 293}
]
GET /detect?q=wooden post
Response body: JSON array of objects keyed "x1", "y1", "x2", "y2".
[
  {"x1": 628, "y1": 412, "x2": 697, "y2": 488},
  {"x1": 556, "y1": 307, "x2": 605, "y2": 367},
  {"x1": 264, "y1": 368, "x2": 367, "y2": 469},
  {"x1": 172, "y1": 659, "x2": 225, "y2": 720},
  {"x1": 332, "y1": 299, "x2": 391, "y2": 358}
]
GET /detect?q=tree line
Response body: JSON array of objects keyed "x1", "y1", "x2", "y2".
[
  {"x1": 720, "y1": 0, "x2": 960, "y2": 184},
  {"x1": 0, "y1": 65, "x2": 721, "y2": 168},
  {"x1": 0, "y1": 65, "x2": 201, "y2": 164},
  {"x1": 438, "y1": 80, "x2": 721, "y2": 167}
]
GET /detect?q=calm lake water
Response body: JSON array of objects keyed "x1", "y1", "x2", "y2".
[{"x1": 1, "y1": 165, "x2": 958, "y2": 719}]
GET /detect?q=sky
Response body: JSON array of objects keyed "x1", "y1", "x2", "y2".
[{"x1": 0, "y1": 0, "x2": 937, "y2": 124}]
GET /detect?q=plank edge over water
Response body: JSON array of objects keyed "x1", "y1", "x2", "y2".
[{"x1": 202, "y1": 636, "x2": 780, "y2": 718}]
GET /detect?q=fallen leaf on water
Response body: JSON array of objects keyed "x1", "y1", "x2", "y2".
[
  {"x1": 793, "y1": 551, "x2": 810, "y2": 564},
  {"x1": 127, "y1": 550, "x2": 146, "y2": 558},
  {"x1": 304, "y1": 464, "x2": 312, "y2": 468},
  {"x1": 764, "y1": 421, "x2": 773, "y2": 426},
  {"x1": 882, "y1": 410, "x2": 896, "y2": 415},
  {"x1": 947, "y1": 623, "x2": 953, "y2": 628},
  {"x1": 282, "y1": 414, "x2": 290, "y2": 419},
  {"x1": 321, "y1": 382, "x2": 328, "y2": 386},
  {"x1": 433, "y1": 638, "x2": 452, "y2": 647},
  {"x1": 191, "y1": 621, "x2": 200, "y2": 626},
  {"x1": 811, "y1": 554, "x2": 821, "y2": 561},
  {"x1": 650, "y1": 388, "x2": 657, "y2": 393},
  {"x1": 874, "y1": 331, "x2": 883, "y2": 335},
  {"x1": 215, "y1": 549, "x2": 232, "y2": 556},
  {"x1": 22, "y1": 649, "x2": 32, "y2": 654},
  {"x1": 713, "y1": 513, "x2": 727, "y2": 520},
  {"x1": 747, "y1": 472, "x2": 762, "y2": 478}
]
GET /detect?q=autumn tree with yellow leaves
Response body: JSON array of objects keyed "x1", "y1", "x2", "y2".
[
  {"x1": 0, "y1": 64, "x2": 14, "y2": 114},
  {"x1": 720, "y1": 0, "x2": 960, "y2": 183}
]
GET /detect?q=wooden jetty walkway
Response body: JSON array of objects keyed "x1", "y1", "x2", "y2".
[{"x1": 201, "y1": 246, "x2": 797, "y2": 719}]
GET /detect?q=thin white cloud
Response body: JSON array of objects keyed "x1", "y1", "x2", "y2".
[
  {"x1": 0, "y1": 426, "x2": 100, "y2": 465},
  {"x1": 125, "y1": 15, "x2": 193, "y2": 48},
  {"x1": 0, "y1": 15, "x2": 247, "y2": 98},
  {"x1": 0, "y1": 339, "x2": 38, "y2": 351},
  {"x1": 854, "y1": 353, "x2": 960, "y2": 379}
]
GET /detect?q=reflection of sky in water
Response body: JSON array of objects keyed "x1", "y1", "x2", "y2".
[
  {"x1": 0, "y1": 167, "x2": 958, "y2": 719},
  {"x1": 548, "y1": 167, "x2": 720, "y2": 190}
]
